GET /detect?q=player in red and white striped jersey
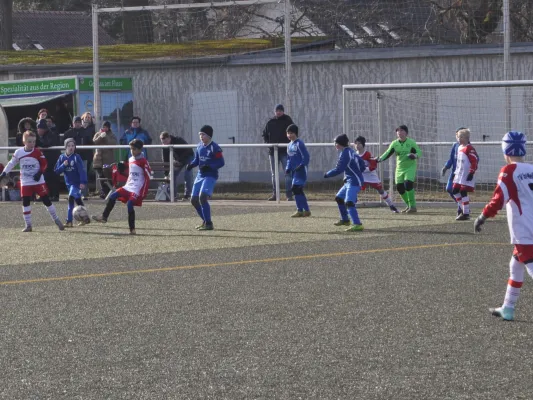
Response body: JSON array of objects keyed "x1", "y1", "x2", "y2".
[
  {"x1": 475, "y1": 131, "x2": 533, "y2": 321},
  {"x1": 452, "y1": 128, "x2": 479, "y2": 221},
  {"x1": 92, "y1": 139, "x2": 151, "y2": 235},
  {"x1": 353, "y1": 136, "x2": 398, "y2": 213},
  {"x1": 0, "y1": 130, "x2": 64, "y2": 232}
]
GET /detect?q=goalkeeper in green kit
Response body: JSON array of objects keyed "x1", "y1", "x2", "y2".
[{"x1": 376, "y1": 125, "x2": 422, "y2": 213}]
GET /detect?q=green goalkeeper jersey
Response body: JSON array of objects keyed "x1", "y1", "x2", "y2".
[{"x1": 378, "y1": 138, "x2": 422, "y2": 171}]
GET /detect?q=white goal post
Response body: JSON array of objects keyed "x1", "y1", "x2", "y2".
[{"x1": 342, "y1": 80, "x2": 533, "y2": 203}]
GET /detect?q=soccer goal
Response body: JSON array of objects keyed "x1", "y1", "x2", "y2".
[{"x1": 343, "y1": 80, "x2": 533, "y2": 203}]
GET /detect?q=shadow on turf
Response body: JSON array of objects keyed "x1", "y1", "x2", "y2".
[{"x1": 67, "y1": 230, "x2": 264, "y2": 239}]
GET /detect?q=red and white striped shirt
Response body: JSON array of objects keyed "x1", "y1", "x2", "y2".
[
  {"x1": 453, "y1": 144, "x2": 479, "y2": 188},
  {"x1": 123, "y1": 156, "x2": 152, "y2": 198},
  {"x1": 3, "y1": 147, "x2": 46, "y2": 186},
  {"x1": 483, "y1": 162, "x2": 533, "y2": 244}
]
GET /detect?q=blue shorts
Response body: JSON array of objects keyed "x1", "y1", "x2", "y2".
[
  {"x1": 336, "y1": 183, "x2": 361, "y2": 204},
  {"x1": 446, "y1": 173, "x2": 455, "y2": 194},
  {"x1": 291, "y1": 169, "x2": 307, "y2": 187},
  {"x1": 192, "y1": 176, "x2": 217, "y2": 197},
  {"x1": 67, "y1": 184, "x2": 82, "y2": 199}
]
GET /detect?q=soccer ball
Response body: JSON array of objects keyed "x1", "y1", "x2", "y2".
[{"x1": 73, "y1": 205, "x2": 89, "y2": 222}]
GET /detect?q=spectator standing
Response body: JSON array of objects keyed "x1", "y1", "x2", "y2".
[
  {"x1": 262, "y1": 104, "x2": 294, "y2": 201},
  {"x1": 16, "y1": 117, "x2": 37, "y2": 146},
  {"x1": 93, "y1": 121, "x2": 118, "y2": 198},
  {"x1": 63, "y1": 116, "x2": 94, "y2": 198},
  {"x1": 81, "y1": 112, "x2": 96, "y2": 136},
  {"x1": 36, "y1": 119, "x2": 61, "y2": 201},
  {"x1": 45, "y1": 116, "x2": 59, "y2": 136},
  {"x1": 160, "y1": 131, "x2": 194, "y2": 201},
  {"x1": 37, "y1": 108, "x2": 48, "y2": 121},
  {"x1": 120, "y1": 116, "x2": 152, "y2": 159}
]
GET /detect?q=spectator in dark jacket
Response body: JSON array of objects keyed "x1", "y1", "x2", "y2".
[
  {"x1": 63, "y1": 116, "x2": 94, "y2": 162},
  {"x1": 16, "y1": 117, "x2": 37, "y2": 146},
  {"x1": 36, "y1": 119, "x2": 61, "y2": 200},
  {"x1": 45, "y1": 116, "x2": 59, "y2": 136},
  {"x1": 81, "y1": 111, "x2": 96, "y2": 137},
  {"x1": 120, "y1": 116, "x2": 152, "y2": 159},
  {"x1": 262, "y1": 104, "x2": 294, "y2": 201},
  {"x1": 160, "y1": 131, "x2": 194, "y2": 201}
]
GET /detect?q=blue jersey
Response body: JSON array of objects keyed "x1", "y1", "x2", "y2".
[
  {"x1": 286, "y1": 138, "x2": 310, "y2": 173},
  {"x1": 325, "y1": 147, "x2": 366, "y2": 186},
  {"x1": 444, "y1": 142, "x2": 460, "y2": 173},
  {"x1": 54, "y1": 153, "x2": 87, "y2": 186},
  {"x1": 190, "y1": 140, "x2": 225, "y2": 179}
]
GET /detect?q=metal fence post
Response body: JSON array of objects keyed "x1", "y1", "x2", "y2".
[{"x1": 169, "y1": 146, "x2": 174, "y2": 202}]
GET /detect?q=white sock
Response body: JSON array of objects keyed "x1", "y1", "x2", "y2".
[
  {"x1": 46, "y1": 204, "x2": 59, "y2": 221},
  {"x1": 503, "y1": 258, "x2": 525, "y2": 308},
  {"x1": 381, "y1": 191, "x2": 393, "y2": 207},
  {"x1": 462, "y1": 196, "x2": 470, "y2": 215},
  {"x1": 22, "y1": 206, "x2": 32, "y2": 227},
  {"x1": 453, "y1": 193, "x2": 462, "y2": 205}
]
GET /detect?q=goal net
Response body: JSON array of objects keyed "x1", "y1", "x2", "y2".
[{"x1": 343, "y1": 81, "x2": 533, "y2": 204}]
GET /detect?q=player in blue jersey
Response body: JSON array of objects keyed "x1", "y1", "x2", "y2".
[
  {"x1": 285, "y1": 124, "x2": 311, "y2": 217},
  {"x1": 324, "y1": 134, "x2": 367, "y2": 231},
  {"x1": 54, "y1": 138, "x2": 89, "y2": 227},
  {"x1": 441, "y1": 127, "x2": 464, "y2": 216},
  {"x1": 186, "y1": 125, "x2": 225, "y2": 230}
]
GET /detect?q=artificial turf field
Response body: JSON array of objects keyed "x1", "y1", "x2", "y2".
[{"x1": 0, "y1": 200, "x2": 531, "y2": 399}]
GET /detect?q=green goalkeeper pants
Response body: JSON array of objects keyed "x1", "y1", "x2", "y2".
[{"x1": 396, "y1": 166, "x2": 417, "y2": 208}]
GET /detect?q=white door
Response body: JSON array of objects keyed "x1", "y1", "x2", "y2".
[
  {"x1": 191, "y1": 91, "x2": 239, "y2": 182},
  {"x1": 0, "y1": 105, "x2": 8, "y2": 164}
]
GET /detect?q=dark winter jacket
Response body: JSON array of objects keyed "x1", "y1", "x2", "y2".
[
  {"x1": 36, "y1": 129, "x2": 60, "y2": 168},
  {"x1": 63, "y1": 127, "x2": 94, "y2": 161},
  {"x1": 262, "y1": 114, "x2": 294, "y2": 155},
  {"x1": 16, "y1": 118, "x2": 37, "y2": 146},
  {"x1": 161, "y1": 135, "x2": 194, "y2": 175}
]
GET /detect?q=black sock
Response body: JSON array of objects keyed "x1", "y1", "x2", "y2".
[
  {"x1": 103, "y1": 198, "x2": 116, "y2": 219},
  {"x1": 128, "y1": 210, "x2": 135, "y2": 230}
]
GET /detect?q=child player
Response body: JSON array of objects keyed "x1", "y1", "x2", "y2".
[
  {"x1": 452, "y1": 128, "x2": 479, "y2": 221},
  {"x1": 474, "y1": 131, "x2": 533, "y2": 321},
  {"x1": 186, "y1": 125, "x2": 225, "y2": 231},
  {"x1": 54, "y1": 138, "x2": 89, "y2": 227},
  {"x1": 92, "y1": 139, "x2": 151, "y2": 235},
  {"x1": 285, "y1": 124, "x2": 311, "y2": 217},
  {"x1": 324, "y1": 134, "x2": 367, "y2": 231},
  {"x1": 441, "y1": 127, "x2": 465, "y2": 217},
  {"x1": 376, "y1": 125, "x2": 422, "y2": 213},
  {"x1": 0, "y1": 130, "x2": 64, "y2": 232},
  {"x1": 354, "y1": 135, "x2": 398, "y2": 213}
]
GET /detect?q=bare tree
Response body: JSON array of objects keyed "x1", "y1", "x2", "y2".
[
  {"x1": 432, "y1": 0, "x2": 503, "y2": 44},
  {"x1": 0, "y1": 0, "x2": 13, "y2": 51}
]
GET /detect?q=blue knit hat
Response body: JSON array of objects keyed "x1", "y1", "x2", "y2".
[{"x1": 502, "y1": 131, "x2": 527, "y2": 156}]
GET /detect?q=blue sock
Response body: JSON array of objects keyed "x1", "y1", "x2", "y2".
[
  {"x1": 201, "y1": 201, "x2": 211, "y2": 223},
  {"x1": 337, "y1": 203, "x2": 348, "y2": 221},
  {"x1": 295, "y1": 194, "x2": 304, "y2": 211},
  {"x1": 67, "y1": 197, "x2": 74, "y2": 222},
  {"x1": 347, "y1": 206, "x2": 361, "y2": 225},
  {"x1": 300, "y1": 194, "x2": 309, "y2": 212}
]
